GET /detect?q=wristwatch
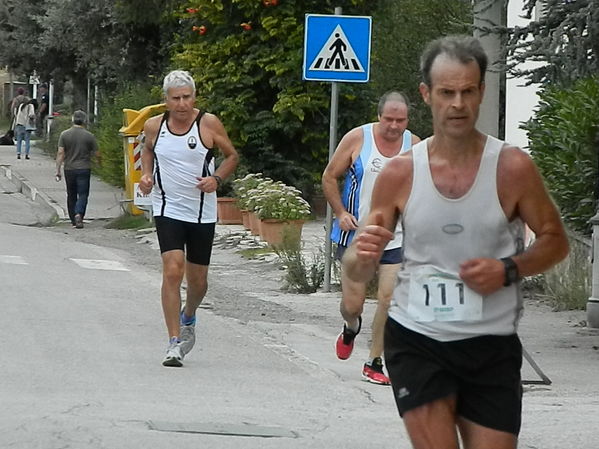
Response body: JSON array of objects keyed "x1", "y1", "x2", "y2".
[
  {"x1": 213, "y1": 175, "x2": 223, "y2": 187},
  {"x1": 500, "y1": 257, "x2": 520, "y2": 286}
]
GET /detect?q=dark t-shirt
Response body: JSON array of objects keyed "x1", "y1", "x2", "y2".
[
  {"x1": 39, "y1": 93, "x2": 49, "y2": 118},
  {"x1": 58, "y1": 126, "x2": 98, "y2": 170}
]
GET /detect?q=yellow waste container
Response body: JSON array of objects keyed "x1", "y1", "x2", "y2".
[{"x1": 119, "y1": 103, "x2": 166, "y2": 215}]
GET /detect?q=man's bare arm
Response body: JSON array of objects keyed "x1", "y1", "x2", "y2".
[
  {"x1": 322, "y1": 128, "x2": 362, "y2": 230},
  {"x1": 55, "y1": 147, "x2": 65, "y2": 178},
  {"x1": 507, "y1": 150, "x2": 569, "y2": 276},
  {"x1": 139, "y1": 116, "x2": 160, "y2": 194},
  {"x1": 459, "y1": 148, "x2": 569, "y2": 294},
  {"x1": 197, "y1": 113, "x2": 239, "y2": 193}
]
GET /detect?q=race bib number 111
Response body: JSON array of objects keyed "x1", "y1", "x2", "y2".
[{"x1": 407, "y1": 268, "x2": 483, "y2": 322}]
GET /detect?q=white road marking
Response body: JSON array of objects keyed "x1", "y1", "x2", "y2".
[
  {"x1": 70, "y1": 258, "x2": 130, "y2": 271},
  {"x1": 0, "y1": 255, "x2": 28, "y2": 265}
]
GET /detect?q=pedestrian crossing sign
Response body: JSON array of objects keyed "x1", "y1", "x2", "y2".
[{"x1": 303, "y1": 14, "x2": 371, "y2": 83}]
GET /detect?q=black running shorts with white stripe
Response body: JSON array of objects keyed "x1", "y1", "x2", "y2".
[{"x1": 384, "y1": 317, "x2": 523, "y2": 435}]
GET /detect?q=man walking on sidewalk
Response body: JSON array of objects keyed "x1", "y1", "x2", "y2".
[
  {"x1": 139, "y1": 70, "x2": 239, "y2": 367},
  {"x1": 322, "y1": 91, "x2": 420, "y2": 384},
  {"x1": 55, "y1": 110, "x2": 98, "y2": 229},
  {"x1": 343, "y1": 35, "x2": 568, "y2": 448}
]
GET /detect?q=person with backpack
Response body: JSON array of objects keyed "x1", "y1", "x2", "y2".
[
  {"x1": 14, "y1": 96, "x2": 36, "y2": 160},
  {"x1": 10, "y1": 87, "x2": 26, "y2": 121}
]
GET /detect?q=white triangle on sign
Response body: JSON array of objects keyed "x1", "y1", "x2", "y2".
[{"x1": 309, "y1": 25, "x2": 364, "y2": 73}]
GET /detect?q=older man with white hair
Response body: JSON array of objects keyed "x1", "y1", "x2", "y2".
[{"x1": 140, "y1": 70, "x2": 239, "y2": 367}]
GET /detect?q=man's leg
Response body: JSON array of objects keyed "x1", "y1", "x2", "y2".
[
  {"x1": 161, "y1": 250, "x2": 186, "y2": 340},
  {"x1": 74, "y1": 169, "x2": 91, "y2": 220},
  {"x1": 362, "y1": 262, "x2": 400, "y2": 384},
  {"x1": 177, "y1": 261, "x2": 209, "y2": 356},
  {"x1": 178, "y1": 222, "x2": 215, "y2": 357},
  {"x1": 369, "y1": 262, "x2": 401, "y2": 359},
  {"x1": 183, "y1": 261, "x2": 209, "y2": 315},
  {"x1": 457, "y1": 418, "x2": 518, "y2": 449},
  {"x1": 15, "y1": 125, "x2": 24, "y2": 156},
  {"x1": 335, "y1": 270, "x2": 366, "y2": 360},
  {"x1": 63, "y1": 170, "x2": 77, "y2": 225},
  {"x1": 339, "y1": 271, "x2": 367, "y2": 326},
  {"x1": 402, "y1": 396, "x2": 461, "y2": 449},
  {"x1": 160, "y1": 249, "x2": 186, "y2": 367}
]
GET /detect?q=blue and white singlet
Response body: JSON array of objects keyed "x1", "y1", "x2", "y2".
[{"x1": 331, "y1": 123, "x2": 413, "y2": 249}]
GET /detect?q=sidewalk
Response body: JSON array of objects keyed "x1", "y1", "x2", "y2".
[
  {"x1": 0, "y1": 140, "x2": 124, "y2": 222},
  {"x1": 0, "y1": 140, "x2": 331, "y2": 254}
]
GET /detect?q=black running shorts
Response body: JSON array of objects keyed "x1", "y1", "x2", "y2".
[
  {"x1": 154, "y1": 216, "x2": 216, "y2": 265},
  {"x1": 384, "y1": 318, "x2": 523, "y2": 435}
]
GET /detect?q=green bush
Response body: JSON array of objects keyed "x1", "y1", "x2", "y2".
[
  {"x1": 538, "y1": 232, "x2": 591, "y2": 311},
  {"x1": 94, "y1": 83, "x2": 161, "y2": 187},
  {"x1": 171, "y1": 0, "x2": 374, "y2": 200},
  {"x1": 522, "y1": 77, "x2": 599, "y2": 235}
]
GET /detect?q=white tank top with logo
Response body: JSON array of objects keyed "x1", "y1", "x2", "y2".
[
  {"x1": 388, "y1": 135, "x2": 526, "y2": 341},
  {"x1": 151, "y1": 111, "x2": 217, "y2": 223}
]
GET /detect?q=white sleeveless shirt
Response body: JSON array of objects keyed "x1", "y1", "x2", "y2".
[
  {"x1": 388, "y1": 136, "x2": 526, "y2": 341},
  {"x1": 331, "y1": 124, "x2": 412, "y2": 249},
  {"x1": 151, "y1": 112, "x2": 217, "y2": 223}
]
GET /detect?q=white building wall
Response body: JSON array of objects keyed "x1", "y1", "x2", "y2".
[{"x1": 505, "y1": 0, "x2": 544, "y2": 150}]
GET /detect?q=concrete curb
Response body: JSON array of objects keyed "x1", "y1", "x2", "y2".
[{"x1": 0, "y1": 164, "x2": 66, "y2": 221}]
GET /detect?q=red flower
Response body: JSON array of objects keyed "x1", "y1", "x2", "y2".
[
  {"x1": 186, "y1": 7, "x2": 198, "y2": 14},
  {"x1": 192, "y1": 25, "x2": 207, "y2": 35},
  {"x1": 240, "y1": 22, "x2": 252, "y2": 31},
  {"x1": 263, "y1": 0, "x2": 278, "y2": 6}
]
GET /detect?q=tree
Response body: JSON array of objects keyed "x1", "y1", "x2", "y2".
[
  {"x1": 522, "y1": 77, "x2": 599, "y2": 234},
  {"x1": 0, "y1": 1, "x2": 51, "y2": 77},
  {"x1": 506, "y1": 0, "x2": 599, "y2": 86},
  {"x1": 371, "y1": 0, "x2": 473, "y2": 139},
  {"x1": 0, "y1": 0, "x2": 185, "y2": 94},
  {"x1": 504, "y1": 1, "x2": 599, "y2": 234},
  {"x1": 170, "y1": 0, "x2": 376, "y2": 196}
]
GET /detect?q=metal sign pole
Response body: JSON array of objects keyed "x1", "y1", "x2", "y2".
[
  {"x1": 46, "y1": 80, "x2": 54, "y2": 141},
  {"x1": 323, "y1": 6, "x2": 342, "y2": 292},
  {"x1": 323, "y1": 79, "x2": 339, "y2": 292}
]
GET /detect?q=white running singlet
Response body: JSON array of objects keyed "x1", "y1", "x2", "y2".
[
  {"x1": 388, "y1": 136, "x2": 526, "y2": 341},
  {"x1": 151, "y1": 112, "x2": 217, "y2": 223}
]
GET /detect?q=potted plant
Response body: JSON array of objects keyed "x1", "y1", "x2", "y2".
[
  {"x1": 233, "y1": 173, "x2": 266, "y2": 230},
  {"x1": 254, "y1": 181, "x2": 311, "y2": 247}
]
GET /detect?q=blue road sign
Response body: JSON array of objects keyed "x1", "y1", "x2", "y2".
[{"x1": 303, "y1": 14, "x2": 371, "y2": 83}]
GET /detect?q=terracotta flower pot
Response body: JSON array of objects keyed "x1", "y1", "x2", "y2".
[
  {"x1": 248, "y1": 211, "x2": 261, "y2": 236},
  {"x1": 217, "y1": 197, "x2": 243, "y2": 224},
  {"x1": 240, "y1": 209, "x2": 251, "y2": 230},
  {"x1": 259, "y1": 219, "x2": 304, "y2": 247}
]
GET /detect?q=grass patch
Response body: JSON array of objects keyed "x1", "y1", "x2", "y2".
[
  {"x1": 238, "y1": 247, "x2": 274, "y2": 259},
  {"x1": 104, "y1": 214, "x2": 152, "y2": 230},
  {"x1": 0, "y1": 116, "x2": 11, "y2": 132},
  {"x1": 273, "y1": 229, "x2": 325, "y2": 293}
]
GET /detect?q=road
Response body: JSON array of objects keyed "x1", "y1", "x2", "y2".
[{"x1": 0, "y1": 188, "x2": 405, "y2": 448}]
